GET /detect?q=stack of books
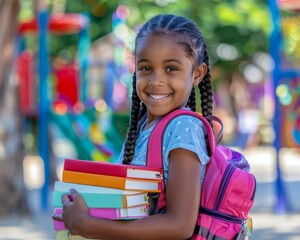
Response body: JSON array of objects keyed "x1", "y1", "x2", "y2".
[{"x1": 53, "y1": 158, "x2": 163, "y2": 240}]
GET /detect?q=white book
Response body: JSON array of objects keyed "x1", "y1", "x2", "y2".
[{"x1": 54, "y1": 181, "x2": 144, "y2": 195}]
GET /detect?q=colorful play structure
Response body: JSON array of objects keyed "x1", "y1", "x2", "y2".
[
  {"x1": 268, "y1": 0, "x2": 300, "y2": 212},
  {"x1": 17, "y1": 9, "x2": 131, "y2": 209},
  {"x1": 16, "y1": 2, "x2": 300, "y2": 212}
]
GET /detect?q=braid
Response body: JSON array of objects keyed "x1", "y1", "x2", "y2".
[
  {"x1": 186, "y1": 87, "x2": 196, "y2": 112},
  {"x1": 122, "y1": 74, "x2": 141, "y2": 165},
  {"x1": 198, "y1": 44, "x2": 213, "y2": 119},
  {"x1": 138, "y1": 103, "x2": 147, "y2": 120}
]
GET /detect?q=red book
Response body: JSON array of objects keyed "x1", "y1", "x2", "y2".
[{"x1": 64, "y1": 158, "x2": 163, "y2": 180}]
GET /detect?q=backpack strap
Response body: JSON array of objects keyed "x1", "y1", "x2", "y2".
[
  {"x1": 146, "y1": 109, "x2": 222, "y2": 213},
  {"x1": 147, "y1": 109, "x2": 217, "y2": 168}
]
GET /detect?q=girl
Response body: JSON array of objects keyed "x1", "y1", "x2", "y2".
[{"x1": 53, "y1": 13, "x2": 214, "y2": 239}]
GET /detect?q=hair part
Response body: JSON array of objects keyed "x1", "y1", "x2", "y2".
[{"x1": 122, "y1": 14, "x2": 214, "y2": 164}]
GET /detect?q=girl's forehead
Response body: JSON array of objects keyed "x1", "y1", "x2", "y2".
[
  {"x1": 135, "y1": 34, "x2": 196, "y2": 64},
  {"x1": 136, "y1": 34, "x2": 186, "y2": 54}
]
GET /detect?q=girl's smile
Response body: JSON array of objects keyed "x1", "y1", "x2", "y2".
[{"x1": 148, "y1": 93, "x2": 173, "y2": 100}]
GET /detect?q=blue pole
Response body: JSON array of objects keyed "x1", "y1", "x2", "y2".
[
  {"x1": 78, "y1": 13, "x2": 90, "y2": 103},
  {"x1": 104, "y1": 62, "x2": 114, "y2": 108},
  {"x1": 268, "y1": 0, "x2": 290, "y2": 213},
  {"x1": 37, "y1": 10, "x2": 50, "y2": 210}
]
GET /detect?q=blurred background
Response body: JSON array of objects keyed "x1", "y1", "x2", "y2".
[{"x1": 0, "y1": 0, "x2": 299, "y2": 239}]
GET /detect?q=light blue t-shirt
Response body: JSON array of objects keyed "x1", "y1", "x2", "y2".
[{"x1": 118, "y1": 113, "x2": 210, "y2": 183}]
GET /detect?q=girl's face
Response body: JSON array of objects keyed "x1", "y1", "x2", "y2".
[{"x1": 135, "y1": 34, "x2": 206, "y2": 123}]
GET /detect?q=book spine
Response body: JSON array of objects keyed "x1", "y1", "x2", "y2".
[
  {"x1": 64, "y1": 159, "x2": 163, "y2": 180},
  {"x1": 62, "y1": 170, "x2": 126, "y2": 189},
  {"x1": 62, "y1": 170, "x2": 160, "y2": 192},
  {"x1": 53, "y1": 191, "x2": 124, "y2": 208},
  {"x1": 53, "y1": 191, "x2": 150, "y2": 208},
  {"x1": 54, "y1": 206, "x2": 149, "y2": 219},
  {"x1": 54, "y1": 181, "x2": 143, "y2": 195},
  {"x1": 53, "y1": 206, "x2": 149, "y2": 230},
  {"x1": 64, "y1": 159, "x2": 126, "y2": 177}
]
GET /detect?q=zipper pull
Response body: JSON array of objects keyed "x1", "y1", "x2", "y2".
[
  {"x1": 236, "y1": 226, "x2": 245, "y2": 239},
  {"x1": 237, "y1": 216, "x2": 253, "y2": 239},
  {"x1": 243, "y1": 216, "x2": 253, "y2": 237}
]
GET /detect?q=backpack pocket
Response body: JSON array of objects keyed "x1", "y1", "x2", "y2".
[
  {"x1": 192, "y1": 213, "x2": 246, "y2": 240},
  {"x1": 226, "y1": 193, "x2": 254, "y2": 212},
  {"x1": 219, "y1": 170, "x2": 256, "y2": 218}
]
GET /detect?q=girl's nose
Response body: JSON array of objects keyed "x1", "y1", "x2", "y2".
[{"x1": 149, "y1": 71, "x2": 164, "y2": 87}]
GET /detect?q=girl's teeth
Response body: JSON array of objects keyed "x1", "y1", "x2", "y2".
[{"x1": 149, "y1": 94, "x2": 170, "y2": 99}]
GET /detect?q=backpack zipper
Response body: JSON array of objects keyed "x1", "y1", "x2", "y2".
[
  {"x1": 231, "y1": 150, "x2": 250, "y2": 171},
  {"x1": 250, "y1": 173, "x2": 256, "y2": 201},
  {"x1": 214, "y1": 163, "x2": 236, "y2": 210},
  {"x1": 200, "y1": 207, "x2": 245, "y2": 224}
]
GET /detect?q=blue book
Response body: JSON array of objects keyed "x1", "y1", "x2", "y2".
[{"x1": 53, "y1": 181, "x2": 149, "y2": 208}]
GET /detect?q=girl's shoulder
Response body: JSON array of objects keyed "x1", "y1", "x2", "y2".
[
  {"x1": 167, "y1": 113, "x2": 205, "y2": 129},
  {"x1": 162, "y1": 112, "x2": 209, "y2": 166},
  {"x1": 164, "y1": 113, "x2": 206, "y2": 138}
]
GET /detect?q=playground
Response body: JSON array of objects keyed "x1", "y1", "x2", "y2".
[{"x1": 0, "y1": 0, "x2": 300, "y2": 239}]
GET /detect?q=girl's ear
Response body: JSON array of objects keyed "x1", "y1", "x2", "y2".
[{"x1": 193, "y1": 63, "x2": 207, "y2": 86}]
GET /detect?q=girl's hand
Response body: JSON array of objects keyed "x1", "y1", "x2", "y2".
[{"x1": 52, "y1": 188, "x2": 90, "y2": 236}]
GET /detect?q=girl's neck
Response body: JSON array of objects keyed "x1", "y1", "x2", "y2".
[{"x1": 144, "y1": 117, "x2": 162, "y2": 131}]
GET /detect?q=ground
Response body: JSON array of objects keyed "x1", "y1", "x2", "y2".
[{"x1": 0, "y1": 146, "x2": 300, "y2": 240}]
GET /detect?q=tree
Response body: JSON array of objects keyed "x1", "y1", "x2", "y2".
[
  {"x1": 0, "y1": 0, "x2": 30, "y2": 216},
  {"x1": 21, "y1": 0, "x2": 269, "y2": 84}
]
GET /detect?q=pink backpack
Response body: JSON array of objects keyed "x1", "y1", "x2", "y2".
[{"x1": 146, "y1": 109, "x2": 256, "y2": 240}]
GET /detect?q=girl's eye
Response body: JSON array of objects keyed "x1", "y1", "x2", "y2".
[
  {"x1": 139, "y1": 66, "x2": 151, "y2": 72},
  {"x1": 166, "y1": 66, "x2": 178, "y2": 72}
]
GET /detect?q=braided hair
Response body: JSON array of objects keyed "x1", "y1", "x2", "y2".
[{"x1": 122, "y1": 14, "x2": 213, "y2": 164}]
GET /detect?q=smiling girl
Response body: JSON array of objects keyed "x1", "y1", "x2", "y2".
[{"x1": 53, "y1": 14, "x2": 214, "y2": 240}]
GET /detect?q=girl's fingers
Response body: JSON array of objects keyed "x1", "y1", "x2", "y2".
[
  {"x1": 61, "y1": 189, "x2": 80, "y2": 205},
  {"x1": 52, "y1": 214, "x2": 63, "y2": 222},
  {"x1": 69, "y1": 188, "x2": 79, "y2": 200},
  {"x1": 69, "y1": 188, "x2": 78, "y2": 195},
  {"x1": 61, "y1": 194, "x2": 71, "y2": 204}
]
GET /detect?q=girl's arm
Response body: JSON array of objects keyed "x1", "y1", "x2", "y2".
[{"x1": 54, "y1": 148, "x2": 201, "y2": 240}]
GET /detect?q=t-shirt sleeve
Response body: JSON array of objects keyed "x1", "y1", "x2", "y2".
[{"x1": 162, "y1": 115, "x2": 210, "y2": 179}]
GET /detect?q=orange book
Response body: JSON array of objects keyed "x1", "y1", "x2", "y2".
[{"x1": 62, "y1": 170, "x2": 161, "y2": 192}]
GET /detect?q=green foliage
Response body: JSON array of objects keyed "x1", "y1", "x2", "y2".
[
  {"x1": 119, "y1": 0, "x2": 269, "y2": 81},
  {"x1": 19, "y1": 0, "x2": 270, "y2": 82}
]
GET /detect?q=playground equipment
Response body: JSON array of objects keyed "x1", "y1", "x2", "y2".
[
  {"x1": 268, "y1": 0, "x2": 300, "y2": 213},
  {"x1": 18, "y1": 12, "x2": 92, "y2": 210},
  {"x1": 17, "y1": 11, "x2": 126, "y2": 210}
]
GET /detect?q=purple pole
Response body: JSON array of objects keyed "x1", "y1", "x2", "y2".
[{"x1": 268, "y1": 0, "x2": 290, "y2": 213}]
